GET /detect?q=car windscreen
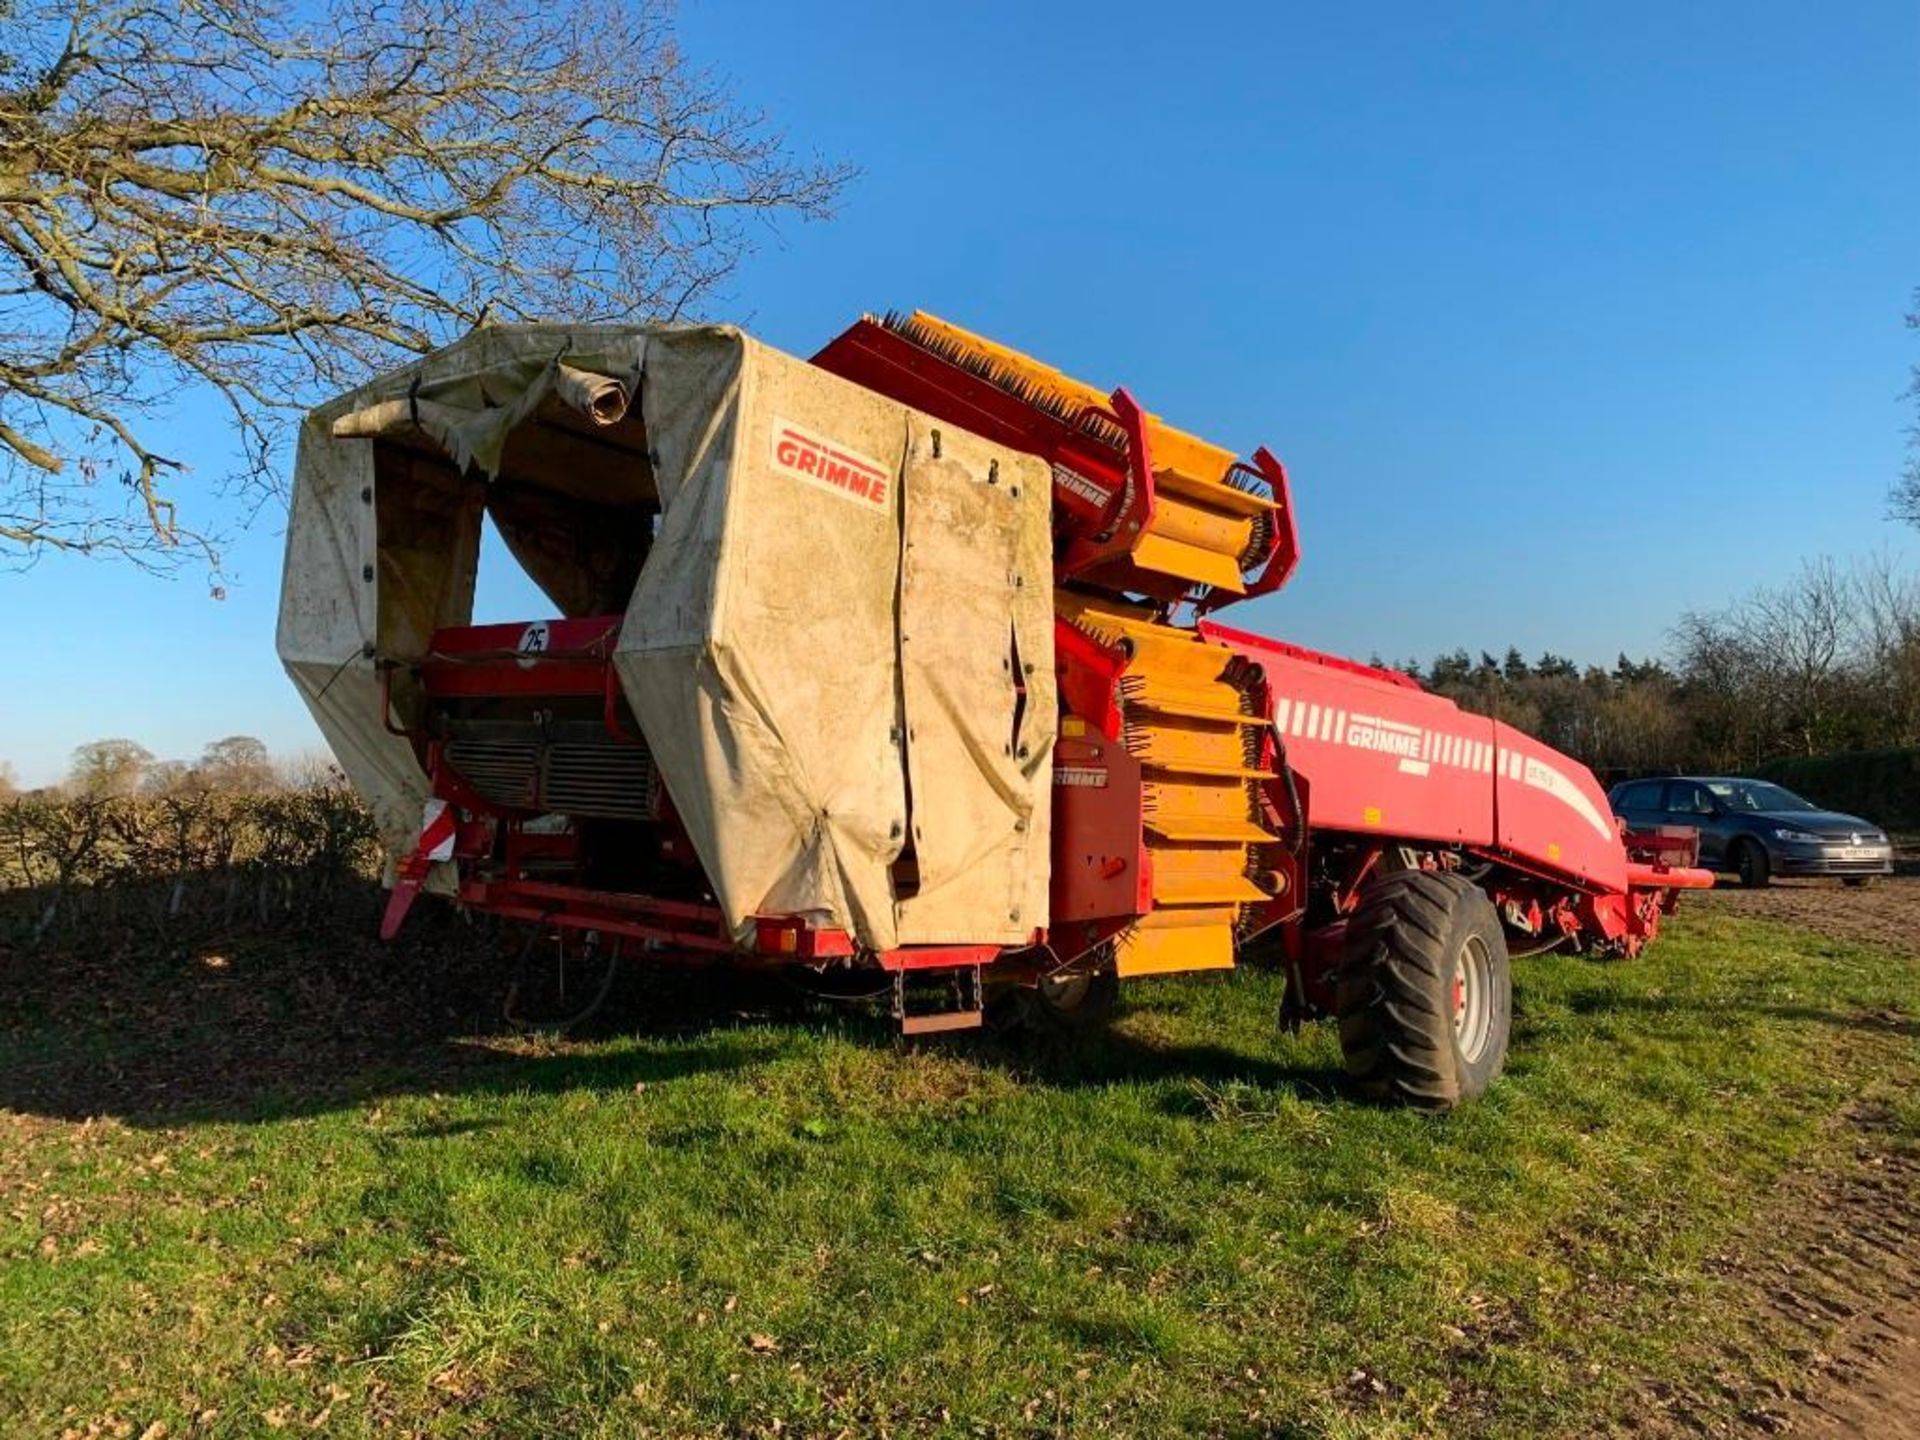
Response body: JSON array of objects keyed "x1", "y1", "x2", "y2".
[{"x1": 1704, "y1": 780, "x2": 1816, "y2": 813}]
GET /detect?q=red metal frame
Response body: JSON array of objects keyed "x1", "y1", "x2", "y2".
[
  {"x1": 1195, "y1": 446, "x2": 1300, "y2": 615},
  {"x1": 1058, "y1": 386, "x2": 1156, "y2": 582},
  {"x1": 1052, "y1": 617, "x2": 1128, "y2": 741},
  {"x1": 419, "y1": 616, "x2": 622, "y2": 698},
  {"x1": 462, "y1": 876, "x2": 736, "y2": 953}
]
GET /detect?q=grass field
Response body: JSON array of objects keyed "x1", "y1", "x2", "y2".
[{"x1": 3, "y1": 905, "x2": 1918, "y2": 1438}]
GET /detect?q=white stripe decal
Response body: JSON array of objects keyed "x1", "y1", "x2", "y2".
[
  {"x1": 1275, "y1": 698, "x2": 1291, "y2": 733},
  {"x1": 1521, "y1": 755, "x2": 1615, "y2": 840},
  {"x1": 1335, "y1": 710, "x2": 1349, "y2": 744}
]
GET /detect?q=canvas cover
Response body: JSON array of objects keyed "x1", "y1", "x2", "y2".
[{"x1": 278, "y1": 323, "x2": 1055, "y2": 950}]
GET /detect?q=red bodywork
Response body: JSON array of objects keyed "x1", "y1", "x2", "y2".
[{"x1": 380, "y1": 322, "x2": 1709, "y2": 1000}]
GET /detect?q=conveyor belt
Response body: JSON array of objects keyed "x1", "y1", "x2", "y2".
[{"x1": 1058, "y1": 591, "x2": 1270, "y2": 976}]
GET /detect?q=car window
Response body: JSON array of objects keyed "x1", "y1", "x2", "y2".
[
  {"x1": 1665, "y1": 783, "x2": 1714, "y2": 815},
  {"x1": 1704, "y1": 780, "x2": 1816, "y2": 813},
  {"x1": 1613, "y1": 781, "x2": 1661, "y2": 811}
]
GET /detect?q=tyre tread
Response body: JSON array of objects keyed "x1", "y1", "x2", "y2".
[{"x1": 1334, "y1": 869, "x2": 1509, "y2": 1110}]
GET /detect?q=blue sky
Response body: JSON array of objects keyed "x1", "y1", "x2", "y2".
[{"x1": 5, "y1": 0, "x2": 1917, "y2": 786}]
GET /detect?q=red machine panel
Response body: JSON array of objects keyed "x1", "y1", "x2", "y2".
[
  {"x1": 1204, "y1": 622, "x2": 1496, "y2": 847},
  {"x1": 1048, "y1": 719, "x2": 1150, "y2": 924},
  {"x1": 420, "y1": 616, "x2": 622, "y2": 699},
  {"x1": 1204, "y1": 621, "x2": 1632, "y2": 896},
  {"x1": 1489, "y1": 720, "x2": 1628, "y2": 894}
]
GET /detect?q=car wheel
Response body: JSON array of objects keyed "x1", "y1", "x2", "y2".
[{"x1": 1732, "y1": 838, "x2": 1771, "y2": 889}]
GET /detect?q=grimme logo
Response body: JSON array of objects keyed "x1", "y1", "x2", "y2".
[
  {"x1": 1344, "y1": 714, "x2": 1424, "y2": 759},
  {"x1": 770, "y1": 418, "x2": 890, "y2": 511},
  {"x1": 1051, "y1": 464, "x2": 1113, "y2": 510}
]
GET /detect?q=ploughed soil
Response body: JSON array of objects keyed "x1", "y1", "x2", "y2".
[
  {"x1": 1668, "y1": 863, "x2": 1920, "y2": 1437},
  {"x1": 1696, "y1": 851, "x2": 1920, "y2": 961}
]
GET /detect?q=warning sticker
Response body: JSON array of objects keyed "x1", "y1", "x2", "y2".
[{"x1": 770, "y1": 417, "x2": 892, "y2": 512}]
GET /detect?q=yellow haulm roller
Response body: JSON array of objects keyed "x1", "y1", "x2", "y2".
[
  {"x1": 1058, "y1": 591, "x2": 1270, "y2": 977},
  {"x1": 882, "y1": 312, "x2": 1276, "y2": 595}
]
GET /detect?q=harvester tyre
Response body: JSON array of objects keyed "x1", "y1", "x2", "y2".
[
  {"x1": 1336, "y1": 871, "x2": 1511, "y2": 1110},
  {"x1": 1014, "y1": 969, "x2": 1120, "y2": 1037}
]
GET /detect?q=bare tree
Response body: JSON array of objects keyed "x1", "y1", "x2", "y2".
[
  {"x1": 1854, "y1": 550, "x2": 1920, "y2": 744},
  {"x1": 1595, "y1": 681, "x2": 1689, "y2": 774},
  {"x1": 67, "y1": 737, "x2": 152, "y2": 796},
  {"x1": 1670, "y1": 556, "x2": 1919, "y2": 766},
  {"x1": 1672, "y1": 568, "x2": 1844, "y2": 763},
  {"x1": 1897, "y1": 286, "x2": 1920, "y2": 529},
  {"x1": 0, "y1": 0, "x2": 847, "y2": 572},
  {"x1": 140, "y1": 758, "x2": 199, "y2": 796},
  {"x1": 197, "y1": 733, "x2": 274, "y2": 791},
  {"x1": 276, "y1": 746, "x2": 343, "y2": 790}
]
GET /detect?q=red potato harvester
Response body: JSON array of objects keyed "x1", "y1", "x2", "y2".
[{"x1": 279, "y1": 315, "x2": 1709, "y2": 1109}]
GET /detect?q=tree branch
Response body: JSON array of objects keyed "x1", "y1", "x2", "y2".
[{"x1": 0, "y1": 0, "x2": 851, "y2": 575}]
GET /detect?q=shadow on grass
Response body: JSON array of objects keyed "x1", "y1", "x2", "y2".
[
  {"x1": 1563, "y1": 987, "x2": 1918, "y2": 1038},
  {"x1": 0, "y1": 895, "x2": 1346, "y2": 1129},
  {"x1": 967, "y1": 1025, "x2": 1349, "y2": 1102}
]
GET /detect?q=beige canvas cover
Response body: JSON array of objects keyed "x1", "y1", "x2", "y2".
[{"x1": 278, "y1": 323, "x2": 1055, "y2": 950}]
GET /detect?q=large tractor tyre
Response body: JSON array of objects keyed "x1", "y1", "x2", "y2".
[
  {"x1": 1335, "y1": 871, "x2": 1513, "y2": 1110},
  {"x1": 1731, "y1": 838, "x2": 1772, "y2": 890}
]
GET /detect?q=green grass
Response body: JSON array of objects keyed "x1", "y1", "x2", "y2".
[{"x1": 3, "y1": 909, "x2": 1917, "y2": 1438}]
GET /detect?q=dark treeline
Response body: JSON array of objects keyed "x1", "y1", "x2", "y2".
[{"x1": 1378, "y1": 556, "x2": 1920, "y2": 780}]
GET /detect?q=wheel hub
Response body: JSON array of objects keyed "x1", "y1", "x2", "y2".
[{"x1": 1453, "y1": 934, "x2": 1494, "y2": 1064}]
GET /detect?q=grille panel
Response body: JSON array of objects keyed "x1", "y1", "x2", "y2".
[
  {"x1": 443, "y1": 739, "x2": 539, "y2": 809},
  {"x1": 443, "y1": 720, "x2": 659, "y2": 821},
  {"x1": 544, "y1": 742, "x2": 659, "y2": 818}
]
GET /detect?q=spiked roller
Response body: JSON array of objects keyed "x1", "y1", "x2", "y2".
[{"x1": 813, "y1": 311, "x2": 1285, "y2": 601}]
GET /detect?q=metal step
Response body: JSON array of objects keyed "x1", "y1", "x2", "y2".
[
  {"x1": 892, "y1": 965, "x2": 985, "y2": 1035},
  {"x1": 899, "y1": 1008, "x2": 985, "y2": 1035}
]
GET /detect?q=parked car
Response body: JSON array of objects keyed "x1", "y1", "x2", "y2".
[{"x1": 1607, "y1": 775, "x2": 1893, "y2": 888}]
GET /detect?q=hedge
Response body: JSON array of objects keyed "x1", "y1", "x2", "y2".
[{"x1": 1757, "y1": 748, "x2": 1920, "y2": 834}]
